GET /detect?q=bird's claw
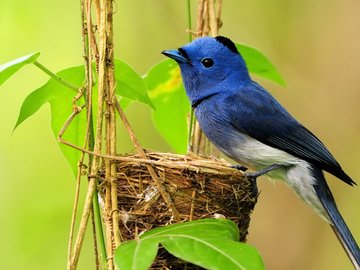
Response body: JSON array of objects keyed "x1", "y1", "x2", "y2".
[
  {"x1": 231, "y1": 164, "x2": 248, "y2": 172},
  {"x1": 246, "y1": 164, "x2": 283, "y2": 179},
  {"x1": 243, "y1": 164, "x2": 283, "y2": 196}
]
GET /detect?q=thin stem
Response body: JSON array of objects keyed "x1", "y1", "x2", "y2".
[
  {"x1": 186, "y1": 0, "x2": 192, "y2": 42},
  {"x1": 33, "y1": 61, "x2": 79, "y2": 92},
  {"x1": 189, "y1": 0, "x2": 205, "y2": 153},
  {"x1": 97, "y1": 1, "x2": 115, "y2": 269},
  {"x1": 186, "y1": 0, "x2": 195, "y2": 149},
  {"x1": 196, "y1": 0, "x2": 206, "y2": 36},
  {"x1": 90, "y1": 207, "x2": 100, "y2": 270},
  {"x1": 187, "y1": 110, "x2": 195, "y2": 152},
  {"x1": 66, "y1": 2, "x2": 90, "y2": 267},
  {"x1": 70, "y1": 178, "x2": 97, "y2": 269},
  {"x1": 85, "y1": 0, "x2": 107, "y2": 266},
  {"x1": 64, "y1": 109, "x2": 86, "y2": 270},
  {"x1": 93, "y1": 189, "x2": 107, "y2": 264},
  {"x1": 208, "y1": 0, "x2": 218, "y2": 36}
]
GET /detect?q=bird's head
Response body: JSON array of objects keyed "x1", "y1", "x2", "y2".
[{"x1": 162, "y1": 36, "x2": 250, "y2": 104}]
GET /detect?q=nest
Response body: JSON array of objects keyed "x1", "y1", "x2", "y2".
[{"x1": 99, "y1": 151, "x2": 257, "y2": 269}]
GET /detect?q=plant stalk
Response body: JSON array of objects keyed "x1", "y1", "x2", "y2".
[{"x1": 33, "y1": 61, "x2": 79, "y2": 92}]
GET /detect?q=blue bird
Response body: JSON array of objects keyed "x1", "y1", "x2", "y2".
[{"x1": 162, "y1": 36, "x2": 360, "y2": 268}]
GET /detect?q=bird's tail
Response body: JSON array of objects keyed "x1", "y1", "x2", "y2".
[{"x1": 312, "y1": 167, "x2": 360, "y2": 269}]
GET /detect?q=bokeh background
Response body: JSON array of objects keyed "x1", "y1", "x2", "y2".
[{"x1": 1, "y1": 0, "x2": 360, "y2": 269}]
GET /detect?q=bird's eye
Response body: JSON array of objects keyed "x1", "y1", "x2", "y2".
[{"x1": 201, "y1": 58, "x2": 214, "y2": 68}]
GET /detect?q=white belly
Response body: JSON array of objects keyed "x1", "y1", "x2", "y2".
[
  {"x1": 225, "y1": 133, "x2": 299, "y2": 168},
  {"x1": 225, "y1": 133, "x2": 329, "y2": 221}
]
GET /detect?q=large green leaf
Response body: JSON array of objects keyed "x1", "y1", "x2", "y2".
[
  {"x1": 236, "y1": 43, "x2": 286, "y2": 87},
  {"x1": 115, "y1": 59, "x2": 154, "y2": 109},
  {"x1": 144, "y1": 59, "x2": 189, "y2": 153},
  {"x1": 14, "y1": 65, "x2": 86, "y2": 175},
  {"x1": 114, "y1": 219, "x2": 264, "y2": 270},
  {"x1": 0, "y1": 52, "x2": 40, "y2": 86}
]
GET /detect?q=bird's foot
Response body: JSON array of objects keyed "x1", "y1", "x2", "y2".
[
  {"x1": 244, "y1": 164, "x2": 283, "y2": 179},
  {"x1": 231, "y1": 164, "x2": 248, "y2": 172},
  {"x1": 244, "y1": 164, "x2": 283, "y2": 196}
]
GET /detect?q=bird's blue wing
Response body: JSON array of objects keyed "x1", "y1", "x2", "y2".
[{"x1": 226, "y1": 82, "x2": 355, "y2": 186}]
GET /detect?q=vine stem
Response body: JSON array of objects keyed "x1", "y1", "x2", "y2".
[
  {"x1": 66, "y1": 1, "x2": 94, "y2": 268},
  {"x1": 91, "y1": 0, "x2": 108, "y2": 267},
  {"x1": 33, "y1": 61, "x2": 79, "y2": 92},
  {"x1": 102, "y1": 0, "x2": 121, "y2": 265},
  {"x1": 94, "y1": 1, "x2": 115, "y2": 269},
  {"x1": 104, "y1": 0, "x2": 121, "y2": 248},
  {"x1": 186, "y1": 0, "x2": 193, "y2": 43},
  {"x1": 186, "y1": 0, "x2": 196, "y2": 151}
]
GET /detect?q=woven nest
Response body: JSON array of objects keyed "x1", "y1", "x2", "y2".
[{"x1": 99, "y1": 151, "x2": 257, "y2": 269}]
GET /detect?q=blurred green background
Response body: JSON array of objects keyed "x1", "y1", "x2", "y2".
[{"x1": 1, "y1": 0, "x2": 360, "y2": 269}]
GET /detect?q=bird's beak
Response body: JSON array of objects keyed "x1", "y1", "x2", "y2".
[{"x1": 161, "y1": 49, "x2": 190, "y2": 64}]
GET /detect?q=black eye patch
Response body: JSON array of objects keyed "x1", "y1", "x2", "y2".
[{"x1": 178, "y1": 48, "x2": 190, "y2": 60}]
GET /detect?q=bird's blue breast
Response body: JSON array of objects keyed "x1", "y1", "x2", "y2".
[{"x1": 194, "y1": 93, "x2": 247, "y2": 159}]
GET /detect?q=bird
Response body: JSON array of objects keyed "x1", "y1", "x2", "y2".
[{"x1": 162, "y1": 36, "x2": 360, "y2": 269}]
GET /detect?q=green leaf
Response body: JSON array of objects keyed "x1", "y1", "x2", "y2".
[
  {"x1": 118, "y1": 97, "x2": 132, "y2": 110},
  {"x1": 141, "y1": 218, "x2": 239, "y2": 241},
  {"x1": 114, "y1": 238, "x2": 160, "y2": 270},
  {"x1": 114, "y1": 59, "x2": 154, "y2": 109},
  {"x1": 236, "y1": 43, "x2": 286, "y2": 87},
  {"x1": 144, "y1": 59, "x2": 190, "y2": 153},
  {"x1": 114, "y1": 219, "x2": 264, "y2": 270},
  {"x1": 0, "y1": 52, "x2": 41, "y2": 86},
  {"x1": 14, "y1": 65, "x2": 86, "y2": 176},
  {"x1": 162, "y1": 237, "x2": 264, "y2": 270}
]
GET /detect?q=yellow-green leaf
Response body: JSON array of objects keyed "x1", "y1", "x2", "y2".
[
  {"x1": 115, "y1": 59, "x2": 154, "y2": 109},
  {"x1": 0, "y1": 52, "x2": 41, "y2": 86},
  {"x1": 14, "y1": 65, "x2": 86, "y2": 176},
  {"x1": 144, "y1": 59, "x2": 189, "y2": 153},
  {"x1": 236, "y1": 43, "x2": 286, "y2": 87}
]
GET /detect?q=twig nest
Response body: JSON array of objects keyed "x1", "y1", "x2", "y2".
[{"x1": 99, "y1": 151, "x2": 257, "y2": 269}]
